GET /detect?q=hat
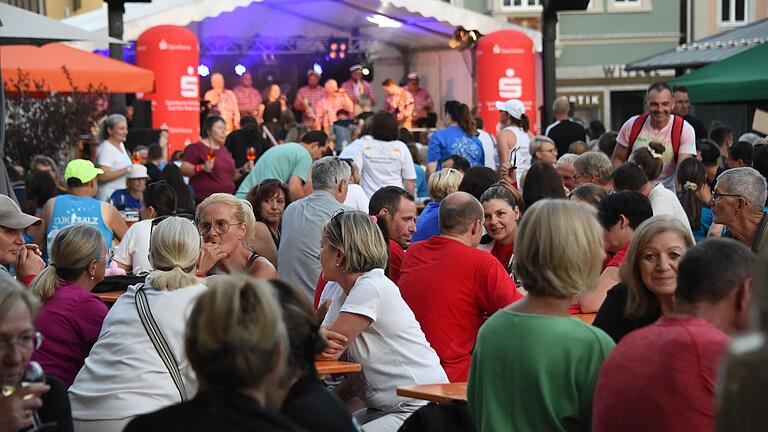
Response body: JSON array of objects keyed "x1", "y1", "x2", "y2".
[
  {"x1": 407, "y1": 72, "x2": 419, "y2": 80},
  {"x1": 495, "y1": 99, "x2": 526, "y2": 120},
  {"x1": 64, "y1": 159, "x2": 103, "y2": 183},
  {"x1": 126, "y1": 164, "x2": 149, "y2": 179},
  {"x1": 307, "y1": 69, "x2": 320, "y2": 77},
  {"x1": 0, "y1": 195, "x2": 41, "y2": 229},
  {"x1": 349, "y1": 64, "x2": 363, "y2": 72}
]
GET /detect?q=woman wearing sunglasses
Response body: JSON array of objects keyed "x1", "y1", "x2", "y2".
[{"x1": 196, "y1": 193, "x2": 277, "y2": 279}]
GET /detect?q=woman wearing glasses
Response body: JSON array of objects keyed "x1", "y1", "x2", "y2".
[
  {"x1": 196, "y1": 193, "x2": 277, "y2": 279},
  {"x1": 69, "y1": 217, "x2": 208, "y2": 432},
  {"x1": 0, "y1": 279, "x2": 73, "y2": 431},
  {"x1": 29, "y1": 225, "x2": 108, "y2": 389},
  {"x1": 113, "y1": 181, "x2": 178, "y2": 274}
]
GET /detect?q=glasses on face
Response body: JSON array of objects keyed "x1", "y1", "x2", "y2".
[
  {"x1": 0, "y1": 331, "x2": 43, "y2": 353},
  {"x1": 712, "y1": 192, "x2": 743, "y2": 203},
  {"x1": 197, "y1": 220, "x2": 243, "y2": 236}
]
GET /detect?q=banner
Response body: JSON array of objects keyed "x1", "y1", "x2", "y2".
[
  {"x1": 476, "y1": 30, "x2": 537, "y2": 135},
  {"x1": 136, "y1": 26, "x2": 200, "y2": 157}
]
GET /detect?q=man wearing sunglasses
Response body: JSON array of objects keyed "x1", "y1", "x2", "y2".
[{"x1": 712, "y1": 167, "x2": 768, "y2": 254}]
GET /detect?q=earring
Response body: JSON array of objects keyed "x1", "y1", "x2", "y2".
[{"x1": 90, "y1": 275, "x2": 94, "y2": 281}]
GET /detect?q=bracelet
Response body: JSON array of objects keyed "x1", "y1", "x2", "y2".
[
  {"x1": 21, "y1": 274, "x2": 37, "y2": 287},
  {"x1": 195, "y1": 164, "x2": 203, "y2": 174},
  {"x1": 196, "y1": 271, "x2": 207, "y2": 278}
]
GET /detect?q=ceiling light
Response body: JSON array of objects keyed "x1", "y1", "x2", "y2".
[{"x1": 367, "y1": 14, "x2": 402, "y2": 28}]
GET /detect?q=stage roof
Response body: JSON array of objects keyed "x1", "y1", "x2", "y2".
[{"x1": 63, "y1": 0, "x2": 541, "y2": 52}]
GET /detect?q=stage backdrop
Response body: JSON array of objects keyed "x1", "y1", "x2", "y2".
[
  {"x1": 476, "y1": 30, "x2": 537, "y2": 136},
  {"x1": 136, "y1": 25, "x2": 200, "y2": 156}
]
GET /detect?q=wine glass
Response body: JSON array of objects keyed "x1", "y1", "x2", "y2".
[
  {"x1": 246, "y1": 147, "x2": 256, "y2": 162},
  {"x1": 207, "y1": 147, "x2": 216, "y2": 161},
  {"x1": 132, "y1": 152, "x2": 142, "y2": 164},
  {"x1": 21, "y1": 361, "x2": 47, "y2": 431}
]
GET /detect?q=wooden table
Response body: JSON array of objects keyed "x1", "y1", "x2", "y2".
[
  {"x1": 96, "y1": 290, "x2": 125, "y2": 305},
  {"x1": 315, "y1": 360, "x2": 361, "y2": 376},
  {"x1": 397, "y1": 382, "x2": 467, "y2": 404},
  {"x1": 575, "y1": 313, "x2": 596, "y2": 325}
]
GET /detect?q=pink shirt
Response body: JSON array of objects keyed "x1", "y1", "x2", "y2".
[
  {"x1": 294, "y1": 85, "x2": 326, "y2": 123},
  {"x1": 182, "y1": 141, "x2": 236, "y2": 201},
  {"x1": 341, "y1": 79, "x2": 376, "y2": 106},
  {"x1": 593, "y1": 316, "x2": 729, "y2": 432},
  {"x1": 616, "y1": 114, "x2": 696, "y2": 191},
  {"x1": 32, "y1": 282, "x2": 108, "y2": 387}
]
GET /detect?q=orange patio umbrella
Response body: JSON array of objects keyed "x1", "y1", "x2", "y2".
[{"x1": 1, "y1": 43, "x2": 154, "y2": 93}]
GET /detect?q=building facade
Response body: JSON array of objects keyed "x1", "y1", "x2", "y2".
[{"x1": 4, "y1": 0, "x2": 101, "y2": 19}]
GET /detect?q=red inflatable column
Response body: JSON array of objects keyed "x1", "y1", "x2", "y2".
[
  {"x1": 476, "y1": 30, "x2": 537, "y2": 135},
  {"x1": 136, "y1": 26, "x2": 200, "y2": 157}
]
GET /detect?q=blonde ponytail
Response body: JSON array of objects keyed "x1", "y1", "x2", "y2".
[
  {"x1": 146, "y1": 217, "x2": 201, "y2": 291},
  {"x1": 29, "y1": 266, "x2": 58, "y2": 302}
]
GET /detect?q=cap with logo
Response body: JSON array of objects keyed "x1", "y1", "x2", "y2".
[
  {"x1": 407, "y1": 72, "x2": 419, "y2": 80},
  {"x1": 349, "y1": 64, "x2": 363, "y2": 72},
  {"x1": 495, "y1": 99, "x2": 526, "y2": 120},
  {"x1": 0, "y1": 195, "x2": 41, "y2": 229},
  {"x1": 126, "y1": 164, "x2": 149, "y2": 179},
  {"x1": 64, "y1": 159, "x2": 104, "y2": 184},
  {"x1": 307, "y1": 69, "x2": 321, "y2": 77}
]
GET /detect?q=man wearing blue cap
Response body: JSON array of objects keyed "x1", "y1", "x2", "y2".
[{"x1": 37, "y1": 159, "x2": 127, "y2": 255}]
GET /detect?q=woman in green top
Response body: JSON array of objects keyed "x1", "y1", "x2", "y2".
[{"x1": 468, "y1": 199, "x2": 615, "y2": 432}]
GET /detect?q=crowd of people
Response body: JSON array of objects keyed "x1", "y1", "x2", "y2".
[{"x1": 1, "y1": 77, "x2": 767, "y2": 432}]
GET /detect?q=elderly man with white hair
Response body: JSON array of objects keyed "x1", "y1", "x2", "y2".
[
  {"x1": 556, "y1": 153, "x2": 579, "y2": 191},
  {"x1": 712, "y1": 167, "x2": 768, "y2": 253}
]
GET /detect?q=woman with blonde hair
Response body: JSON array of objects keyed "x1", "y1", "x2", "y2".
[
  {"x1": 593, "y1": 215, "x2": 694, "y2": 342},
  {"x1": 124, "y1": 275, "x2": 303, "y2": 431},
  {"x1": 318, "y1": 211, "x2": 448, "y2": 431},
  {"x1": 412, "y1": 167, "x2": 463, "y2": 243},
  {"x1": 30, "y1": 225, "x2": 108, "y2": 388},
  {"x1": 196, "y1": 193, "x2": 277, "y2": 279},
  {"x1": 468, "y1": 199, "x2": 615, "y2": 432},
  {"x1": 69, "y1": 217, "x2": 208, "y2": 432}
]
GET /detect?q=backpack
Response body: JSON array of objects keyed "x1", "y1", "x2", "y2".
[
  {"x1": 398, "y1": 401, "x2": 477, "y2": 432},
  {"x1": 627, "y1": 113, "x2": 685, "y2": 162}
]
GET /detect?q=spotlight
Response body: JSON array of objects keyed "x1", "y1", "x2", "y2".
[
  {"x1": 198, "y1": 64, "x2": 210, "y2": 77},
  {"x1": 327, "y1": 38, "x2": 349, "y2": 62},
  {"x1": 234, "y1": 64, "x2": 247, "y2": 76},
  {"x1": 313, "y1": 63, "x2": 324, "y2": 76},
  {"x1": 449, "y1": 26, "x2": 483, "y2": 50},
  {"x1": 362, "y1": 67, "x2": 370, "y2": 76}
]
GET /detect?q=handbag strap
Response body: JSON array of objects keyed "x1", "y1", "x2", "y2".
[{"x1": 135, "y1": 284, "x2": 189, "y2": 402}]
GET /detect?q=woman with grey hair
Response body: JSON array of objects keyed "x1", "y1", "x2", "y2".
[
  {"x1": 69, "y1": 217, "x2": 208, "y2": 432},
  {"x1": 318, "y1": 211, "x2": 447, "y2": 431},
  {"x1": 528, "y1": 135, "x2": 558, "y2": 165},
  {"x1": 95, "y1": 114, "x2": 132, "y2": 201}
]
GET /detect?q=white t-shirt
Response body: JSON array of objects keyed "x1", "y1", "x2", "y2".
[
  {"x1": 477, "y1": 129, "x2": 497, "y2": 170},
  {"x1": 95, "y1": 140, "x2": 132, "y2": 201},
  {"x1": 112, "y1": 219, "x2": 152, "y2": 274},
  {"x1": 617, "y1": 114, "x2": 696, "y2": 192},
  {"x1": 649, "y1": 182, "x2": 695, "y2": 242},
  {"x1": 344, "y1": 183, "x2": 369, "y2": 212},
  {"x1": 504, "y1": 125, "x2": 530, "y2": 187},
  {"x1": 340, "y1": 137, "x2": 417, "y2": 197},
  {"x1": 69, "y1": 282, "x2": 207, "y2": 420},
  {"x1": 320, "y1": 269, "x2": 448, "y2": 410}
]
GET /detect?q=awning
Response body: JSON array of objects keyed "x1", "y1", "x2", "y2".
[
  {"x1": 0, "y1": 3, "x2": 121, "y2": 46},
  {"x1": 669, "y1": 42, "x2": 768, "y2": 104},
  {"x1": 1, "y1": 44, "x2": 154, "y2": 93},
  {"x1": 62, "y1": 0, "x2": 541, "y2": 52},
  {"x1": 626, "y1": 17, "x2": 768, "y2": 71}
]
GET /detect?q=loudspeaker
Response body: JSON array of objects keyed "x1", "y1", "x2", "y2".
[
  {"x1": 132, "y1": 100, "x2": 152, "y2": 129},
  {"x1": 125, "y1": 128, "x2": 162, "y2": 154}
]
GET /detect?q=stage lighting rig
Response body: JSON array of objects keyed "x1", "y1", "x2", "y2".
[
  {"x1": 327, "y1": 38, "x2": 349, "y2": 61},
  {"x1": 449, "y1": 26, "x2": 482, "y2": 50}
]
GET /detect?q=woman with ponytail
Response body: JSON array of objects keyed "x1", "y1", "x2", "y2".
[
  {"x1": 426, "y1": 100, "x2": 485, "y2": 177},
  {"x1": 69, "y1": 217, "x2": 208, "y2": 432},
  {"x1": 30, "y1": 224, "x2": 108, "y2": 387},
  {"x1": 676, "y1": 157, "x2": 714, "y2": 241}
]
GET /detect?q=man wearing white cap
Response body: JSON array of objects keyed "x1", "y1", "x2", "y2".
[
  {"x1": 496, "y1": 99, "x2": 531, "y2": 188},
  {"x1": 341, "y1": 64, "x2": 376, "y2": 114},
  {"x1": 406, "y1": 72, "x2": 434, "y2": 127},
  {"x1": 0, "y1": 194, "x2": 44, "y2": 285},
  {"x1": 38, "y1": 159, "x2": 127, "y2": 255},
  {"x1": 294, "y1": 69, "x2": 326, "y2": 125},
  {"x1": 109, "y1": 164, "x2": 149, "y2": 212}
]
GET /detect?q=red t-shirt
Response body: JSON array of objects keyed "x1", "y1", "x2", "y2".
[
  {"x1": 606, "y1": 241, "x2": 630, "y2": 269},
  {"x1": 182, "y1": 141, "x2": 236, "y2": 201},
  {"x1": 593, "y1": 316, "x2": 729, "y2": 432},
  {"x1": 397, "y1": 236, "x2": 523, "y2": 382},
  {"x1": 490, "y1": 241, "x2": 514, "y2": 270}
]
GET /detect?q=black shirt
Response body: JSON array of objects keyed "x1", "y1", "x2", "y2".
[
  {"x1": 546, "y1": 120, "x2": 587, "y2": 156},
  {"x1": 29, "y1": 376, "x2": 73, "y2": 432},
  {"x1": 124, "y1": 392, "x2": 305, "y2": 432},
  {"x1": 225, "y1": 125, "x2": 272, "y2": 169},
  {"x1": 684, "y1": 114, "x2": 708, "y2": 142},
  {"x1": 592, "y1": 283, "x2": 659, "y2": 343},
  {"x1": 280, "y1": 374, "x2": 360, "y2": 432}
]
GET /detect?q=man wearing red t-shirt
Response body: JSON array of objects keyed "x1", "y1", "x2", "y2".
[
  {"x1": 368, "y1": 186, "x2": 417, "y2": 283},
  {"x1": 578, "y1": 191, "x2": 652, "y2": 313},
  {"x1": 593, "y1": 238, "x2": 755, "y2": 432},
  {"x1": 398, "y1": 192, "x2": 522, "y2": 382}
]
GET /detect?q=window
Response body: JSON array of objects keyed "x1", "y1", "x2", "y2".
[
  {"x1": 501, "y1": 0, "x2": 542, "y2": 11},
  {"x1": 720, "y1": 0, "x2": 748, "y2": 25}
]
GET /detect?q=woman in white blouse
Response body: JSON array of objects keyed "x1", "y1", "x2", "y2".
[
  {"x1": 69, "y1": 217, "x2": 207, "y2": 432},
  {"x1": 95, "y1": 114, "x2": 133, "y2": 201},
  {"x1": 318, "y1": 211, "x2": 448, "y2": 432}
]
